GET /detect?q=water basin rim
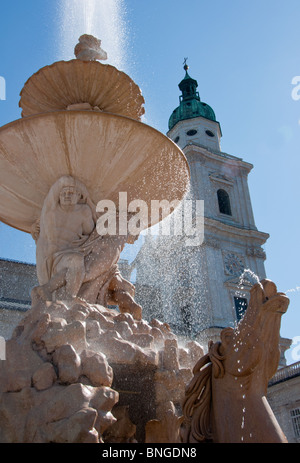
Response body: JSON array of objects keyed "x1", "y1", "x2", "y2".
[{"x1": 0, "y1": 110, "x2": 190, "y2": 234}]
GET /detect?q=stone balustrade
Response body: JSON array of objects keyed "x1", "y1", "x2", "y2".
[{"x1": 269, "y1": 361, "x2": 300, "y2": 386}]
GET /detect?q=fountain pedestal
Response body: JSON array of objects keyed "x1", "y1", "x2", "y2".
[{"x1": 0, "y1": 297, "x2": 203, "y2": 443}]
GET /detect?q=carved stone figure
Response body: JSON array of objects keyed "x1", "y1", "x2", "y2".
[
  {"x1": 74, "y1": 34, "x2": 108, "y2": 61},
  {"x1": 182, "y1": 279, "x2": 289, "y2": 443},
  {"x1": 145, "y1": 401, "x2": 184, "y2": 443},
  {"x1": 31, "y1": 175, "x2": 142, "y2": 320},
  {"x1": 103, "y1": 405, "x2": 137, "y2": 443}
]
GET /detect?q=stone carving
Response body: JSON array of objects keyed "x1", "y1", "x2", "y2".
[
  {"x1": 182, "y1": 279, "x2": 289, "y2": 443},
  {"x1": 246, "y1": 246, "x2": 266, "y2": 260},
  {"x1": 74, "y1": 34, "x2": 108, "y2": 61},
  {"x1": 103, "y1": 405, "x2": 137, "y2": 443},
  {"x1": 0, "y1": 296, "x2": 203, "y2": 443},
  {"x1": 31, "y1": 175, "x2": 142, "y2": 320},
  {"x1": 145, "y1": 401, "x2": 184, "y2": 443},
  {"x1": 0, "y1": 300, "x2": 119, "y2": 443},
  {"x1": 19, "y1": 60, "x2": 145, "y2": 120},
  {"x1": 143, "y1": 339, "x2": 202, "y2": 443},
  {"x1": 0, "y1": 111, "x2": 189, "y2": 235},
  {"x1": 18, "y1": 34, "x2": 144, "y2": 120},
  {"x1": 223, "y1": 251, "x2": 245, "y2": 276}
]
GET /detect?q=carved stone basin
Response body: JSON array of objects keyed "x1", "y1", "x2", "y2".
[
  {"x1": 0, "y1": 110, "x2": 190, "y2": 234},
  {"x1": 19, "y1": 60, "x2": 145, "y2": 121}
]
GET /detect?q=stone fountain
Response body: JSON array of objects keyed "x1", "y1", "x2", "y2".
[
  {"x1": 0, "y1": 34, "x2": 195, "y2": 443},
  {"x1": 0, "y1": 35, "x2": 290, "y2": 444}
]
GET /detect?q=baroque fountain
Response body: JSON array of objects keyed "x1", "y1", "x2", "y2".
[{"x1": 0, "y1": 34, "x2": 290, "y2": 443}]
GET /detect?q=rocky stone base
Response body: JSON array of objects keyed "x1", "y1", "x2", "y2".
[{"x1": 0, "y1": 298, "x2": 203, "y2": 443}]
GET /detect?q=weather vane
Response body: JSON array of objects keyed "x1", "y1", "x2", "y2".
[{"x1": 183, "y1": 57, "x2": 189, "y2": 71}]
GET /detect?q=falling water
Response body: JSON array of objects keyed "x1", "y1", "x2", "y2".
[
  {"x1": 233, "y1": 268, "x2": 261, "y2": 441},
  {"x1": 238, "y1": 268, "x2": 261, "y2": 287},
  {"x1": 233, "y1": 268, "x2": 263, "y2": 313},
  {"x1": 57, "y1": 0, "x2": 129, "y2": 71},
  {"x1": 285, "y1": 286, "x2": 300, "y2": 294}
]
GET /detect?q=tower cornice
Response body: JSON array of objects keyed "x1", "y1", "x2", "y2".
[
  {"x1": 204, "y1": 217, "x2": 269, "y2": 245},
  {"x1": 182, "y1": 142, "x2": 253, "y2": 173}
]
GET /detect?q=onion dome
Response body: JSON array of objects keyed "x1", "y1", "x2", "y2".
[{"x1": 168, "y1": 62, "x2": 216, "y2": 130}]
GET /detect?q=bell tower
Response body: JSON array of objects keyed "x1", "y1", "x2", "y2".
[
  {"x1": 168, "y1": 60, "x2": 221, "y2": 152},
  {"x1": 133, "y1": 62, "x2": 269, "y2": 346}
]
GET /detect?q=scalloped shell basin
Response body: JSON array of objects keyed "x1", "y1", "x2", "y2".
[
  {"x1": 19, "y1": 60, "x2": 145, "y2": 121},
  {"x1": 0, "y1": 111, "x2": 190, "y2": 234}
]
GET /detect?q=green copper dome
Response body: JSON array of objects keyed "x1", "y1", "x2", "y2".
[{"x1": 168, "y1": 66, "x2": 216, "y2": 130}]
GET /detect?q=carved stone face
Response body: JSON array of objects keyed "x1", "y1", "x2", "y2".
[{"x1": 59, "y1": 186, "x2": 81, "y2": 206}]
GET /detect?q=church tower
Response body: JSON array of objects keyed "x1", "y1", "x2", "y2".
[
  {"x1": 168, "y1": 60, "x2": 222, "y2": 152},
  {"x1": 133, "y1": 63, "x2": 269, "y2": 346}
]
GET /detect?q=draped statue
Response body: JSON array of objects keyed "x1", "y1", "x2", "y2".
[{"x1": 31, "y1": 175, "x2": 142, "y2": 320}]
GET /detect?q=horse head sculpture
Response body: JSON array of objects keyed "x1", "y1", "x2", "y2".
[{"x1": 182, "y1": 279, "x2": 289, "y2": 443}]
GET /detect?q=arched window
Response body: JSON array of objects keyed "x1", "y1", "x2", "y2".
[
  {"x1": 234, "y1": 296, "x2": 248, "y2": 321},
  {"x1": 217, "y1": 189, "x2": 232, "y2": 215}
]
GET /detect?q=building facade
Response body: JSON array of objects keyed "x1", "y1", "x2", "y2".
[
  {"x1": 130, "y1": 64, "x2": 300, "y2": 441},
  {"x1": 133, "y1": 64, "x2": 269, "y2": 346},
  {"x1": 0, "y1": 258, "x2": 37, "y2": 339},
  {"x1": 268, "y1": 361, "x2": 300, "y2": 443}
]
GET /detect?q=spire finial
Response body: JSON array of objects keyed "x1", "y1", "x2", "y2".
[{"x1": 183, "y1": 57, "x2": 189, "y2": 72}]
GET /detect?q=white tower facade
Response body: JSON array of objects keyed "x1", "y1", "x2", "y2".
[{"x1": 133, "y1": 65, "x2": 269, "y2": 346}]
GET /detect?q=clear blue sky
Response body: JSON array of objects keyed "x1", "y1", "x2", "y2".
[{"x1": 0, "y1": 0, "x2": 299, "y2": 363}]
